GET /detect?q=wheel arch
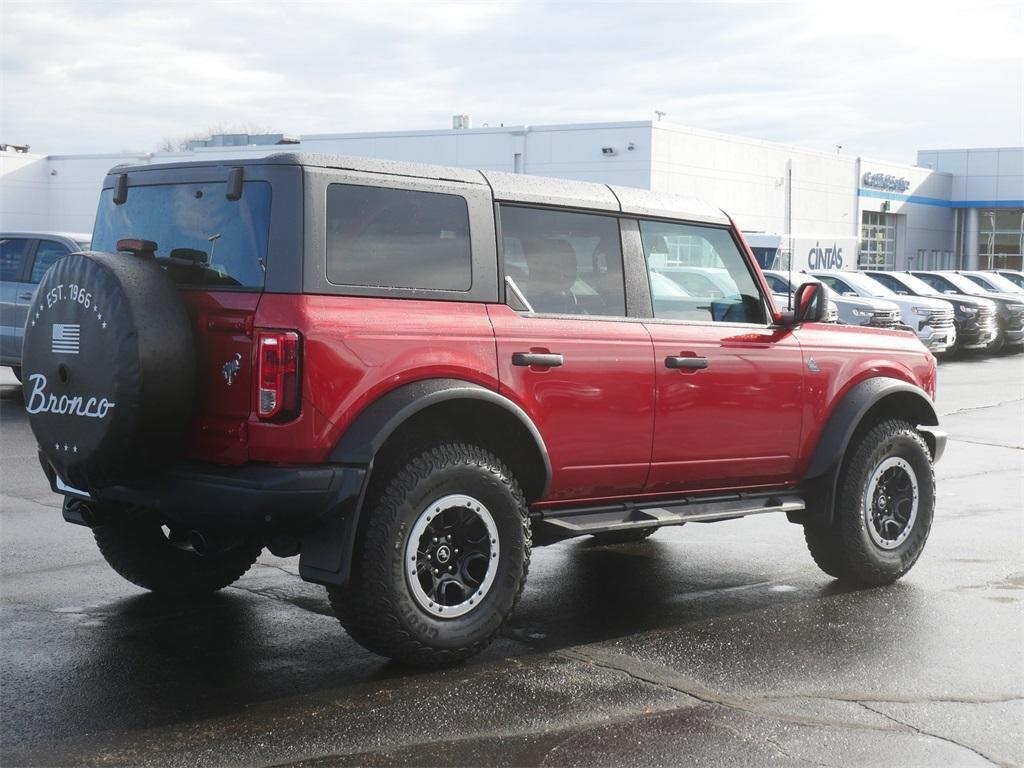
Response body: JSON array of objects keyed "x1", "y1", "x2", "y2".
[
  {"x1": 798, "y1": 377, "x2": 941, "y2": 527},
  {"x1": 329, "y1": 378, "x2": 551, "y2": 502},
  {"x1": 300, "y1": 379, "x2": 550, "y2": 586}
]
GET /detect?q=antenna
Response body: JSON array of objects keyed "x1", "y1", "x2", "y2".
[{"x1": 786, "y1": 163, "x2": 794, "y2": 311}]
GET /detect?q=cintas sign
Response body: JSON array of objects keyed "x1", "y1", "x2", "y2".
[
  {"x1": 862, "y1": 172, "x2": 910, "y2": 193},
  {"x1": 807, "y1": 241, "x2": 845, "y2": 270}
]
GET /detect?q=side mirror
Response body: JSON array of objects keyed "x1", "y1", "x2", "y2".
[{"x1": 786, "y1": 282, "x2": 826, "y2": 324}]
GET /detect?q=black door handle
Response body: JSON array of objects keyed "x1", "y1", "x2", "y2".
[
  {"x1": 17, "y1": 291, "x2": 34, "y2": 301},
  {"x1": 513, "y1": 352, "x2": 563, "y2": 368},
  {"x1": 665, "y1": 356, "x2": 708, "y2": 370}
]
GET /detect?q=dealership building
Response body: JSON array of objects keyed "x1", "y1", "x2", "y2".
[{"x1": 2, "y1": 119, "x2": 1021, "y2": 271}]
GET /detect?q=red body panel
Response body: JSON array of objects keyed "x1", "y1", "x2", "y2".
[
  {"x1": 247, "y1": 294, "x2": 500, "y2": 464},
  {"x1": 644, "y1": 323, "x2": 803, "y2": 493},
  {"x1": 179, "y1": 236, "x2": 936, "y2": 509},
  {"x1": 791, "y1": 322, "x2": 935, "y2": 477},
  {"x1": 179, "y1": 291, "x2": 259, "y2": 465},
  {"x1": 487, "y1": 305, "x2": 655, "y2": 501}
]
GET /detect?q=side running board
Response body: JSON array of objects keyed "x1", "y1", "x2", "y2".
[{"x1": 535, "y1": 493, "x2": 805, "y2": 542}]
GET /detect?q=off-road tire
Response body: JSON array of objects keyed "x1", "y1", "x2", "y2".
[
  {"x1": 329, "y1": 443, "x2": 531, "y2": 667},
  {"x1": 590, "y1": 527, "x2": 658, "y2": 544},
  {"x1": 804, "y1": 419, "x2": 934, "y2": 585},
  {"x1": 94, "y1": 520, "x2": 262, "y2": 596}
]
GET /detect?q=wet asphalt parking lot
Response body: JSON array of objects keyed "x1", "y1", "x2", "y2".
[{"x1": 1, "y1": 354, "x2": 1022, "y2": 768}]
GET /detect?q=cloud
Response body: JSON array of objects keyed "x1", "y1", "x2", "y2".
[{"x1": 1, "y1": 0, "x2": 1021, "y2": 160}]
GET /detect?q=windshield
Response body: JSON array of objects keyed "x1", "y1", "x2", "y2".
[
  {"x1": 896, "y1": 272, "x2": 941, "y2": 296},
  {"x1": 969, "y1": 272, "x2": 1024, "y2": 294},
  {"x1": 935, "y1": 272, "x2": 989, "y2": 296},
  {"x1": 92, "y1": 181, "x2": 271, "y2": 289},
  {"x1": 842, "y1": 271, "x2": 896, "y2": 298}
]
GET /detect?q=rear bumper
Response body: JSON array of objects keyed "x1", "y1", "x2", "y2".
[{"x1": 42, "y1": 455, "x2": 366, "y2": 534}]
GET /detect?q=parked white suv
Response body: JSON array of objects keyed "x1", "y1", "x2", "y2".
[{"x1": 810, "y1": 270, "x2": 956, "y2": 353}]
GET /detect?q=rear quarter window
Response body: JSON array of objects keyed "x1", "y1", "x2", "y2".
[{"x1": 326, "y1": 184, "x2": 472, "y2": 291}]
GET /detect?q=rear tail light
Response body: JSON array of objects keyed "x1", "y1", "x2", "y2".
[{"x1": 256, "y1": 330, "x2": 301, "y2": 421}]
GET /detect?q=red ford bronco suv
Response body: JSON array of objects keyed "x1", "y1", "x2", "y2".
[{"x1": 22, "y1": 154, "x2": 945, "y2": 666}]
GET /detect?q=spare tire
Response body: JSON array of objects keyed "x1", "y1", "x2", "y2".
[{"x1": 21, "y1": 251, "x2": 195, "y2": 490}]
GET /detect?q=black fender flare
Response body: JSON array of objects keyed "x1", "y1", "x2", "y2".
[
  {"x1": 327, "y1": 378, "x2": 551, "y2": 485},
  {"x1": 797, "y1": 377, "x2": 942, "y2": 527},
  {"x1": 299, "y1": 378, "x2": 551, "y2": 586}
]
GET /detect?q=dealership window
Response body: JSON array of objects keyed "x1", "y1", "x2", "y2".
[
  {"x1": 859, "y1": 211, "x2": 896, "y2": 269},
  {"x1": 326, "y1": 184, "x2": 472, "y2": 290},
  {"x1": 978, "y1": 209, "x2": 1024, "y2": 270}
]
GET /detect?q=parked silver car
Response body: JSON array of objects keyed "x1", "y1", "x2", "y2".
[
  {"x1": 0, "y1": 232, "x2": 90, "y2": 379},
  {"x1": 763, "y1": 270, "x2": 900, "y2": 329},
  {"x1": 810, "y1": 270, "x2": 956, "y2": 353}
]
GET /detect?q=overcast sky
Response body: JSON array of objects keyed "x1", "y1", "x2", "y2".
[{"x1": 1, "y1": 0, "x2": 1021, "y2": 162}]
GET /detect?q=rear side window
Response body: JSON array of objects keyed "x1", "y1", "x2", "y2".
[
  {"x1": 327, "y1": 184, "x2": 472, "y2": 291},
  {"x1": 640, "y1": 221, "x2": 765, "y2": 324},
  {"x1": 29, "y1": 240, "x2": 72, "y2": 283},
  {"x1": 500, "y1": 206, "x2": 625, "y2": 317},
  {"x1": 0, "y1": 238, "x2": 30, "y2": 282}
]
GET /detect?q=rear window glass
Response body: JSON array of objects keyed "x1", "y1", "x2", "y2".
[
  {"x1": 92, "y1": 181, "x2": 271, "y2": 289},
  {"x1": 326, "y1": 184, "x2": 471, "y2": 291}
]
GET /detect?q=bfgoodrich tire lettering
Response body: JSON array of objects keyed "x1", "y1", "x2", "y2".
[
  {"x1": 329, "y1": 443, "x2": 530, "y2": 667},
  {"x1": 804, "y1": 419, "x2": 935, "y2": 585}
]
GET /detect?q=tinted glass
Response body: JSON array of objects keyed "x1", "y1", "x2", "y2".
[
  {"x1": 327, "y1": 184, "x2": 471, "y2": 291},
  {"x1": 915, "y1": 273, "x2": 953, "y2": 293},
  {"x1": 998, "y1": 271, "x2": 1024, "y2": 288},
  {"x1": 938, "y1": 273, "x2": 989, "y2": 296},
  {"x1": 93, "y1": 181, "x2": 271, "y2": 289},
  {"x1": 844, "y1": 271, "x2": 896, "y2": 297},
  {"x1": 640, "y1": 221, "x2": 765, "y2": 324},
  {"x1": 895, "y1": 272, "x2": 942, "y2": 295},
  {"x1": 500, "y1": 206, "x2": 625, "y2": 316},
  {"x1": 764, "y1": 274, "x2": 788, "y2": 293},
  {"x1": 30, "y1": 239, "x2": 72, "y2": 283},
  {"x1": 816, "y1": 275, "x2": 854, "y2": 294},
  {"x1": 0, "y1": 238, "x2": 30, "y2": 282},
  {"x1": 970, "y1": 272, "x2": 1023, "y2": 293},
  {"x1": 866, "y1": 272, "x2": 906, "y2": 294}
]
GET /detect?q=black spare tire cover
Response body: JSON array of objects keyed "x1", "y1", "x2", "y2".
[{"x1": 22, "y1": 251, "x2": 195, "y2": 489}]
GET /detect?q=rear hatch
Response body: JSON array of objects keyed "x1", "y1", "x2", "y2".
[{"x1": 90, "y1": 176, "x2": 273, "y2": 464}]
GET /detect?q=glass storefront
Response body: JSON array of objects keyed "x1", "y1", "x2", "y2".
[
  {"x1": 859, "y1": 211, "x2": 896, "y2": 269},
  {"x1": 978, "y1": 209, "x2": 1024, "y2": 270}
]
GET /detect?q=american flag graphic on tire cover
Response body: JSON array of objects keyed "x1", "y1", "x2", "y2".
[{"x1": 51, "y1": 323, "x2": 80, "y2": 355}]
